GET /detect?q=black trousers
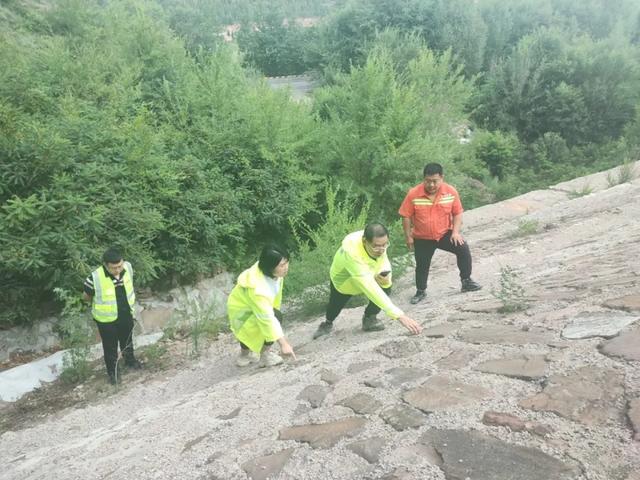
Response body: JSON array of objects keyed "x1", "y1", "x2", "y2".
[
  {"x1": 240, "y1": 341, "x2": 273, "y2": 351},
  {"x1": 325, "y1": 280, "x2": 390, "y2": 324},
  {"x1": 414, "y1": 230, "x2": 472, "y2": 292},
  {"x1": 95, "y1": 316, "x2": 136, "y2": 376}
]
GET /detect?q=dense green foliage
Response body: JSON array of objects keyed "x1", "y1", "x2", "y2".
[
  {"x1": 0, "y1": 0, "x2": 319, "y2": 326},
  {"x1": 1, "y1": 0, "x2": 640, "y2": 328}
]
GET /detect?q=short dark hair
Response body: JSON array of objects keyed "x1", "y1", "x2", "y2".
[
  {"x1": 364, "y1": 223, "x2": 389, "y2": 242},
  {"x1": 423, "y1": 163, "x2": 443, "y2": 177},
  {"x1": 258, "y1": 244, "x2": 289, "y2": 277},
  {"x1": 103, "y1": 247, "x2": 123, "y2": 264}
]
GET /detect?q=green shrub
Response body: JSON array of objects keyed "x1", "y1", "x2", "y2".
[
  {"x1": 607, "y1": 161, "x2": 638, "y2": 187},
  {"x1": 54, "y1": 288, "x2": 93, "y2": 384},
  {"x1": 567, "y1": 183, "x2": 594, "y2": 198},
  {"x1": 491, "y1": 266, "x2": 527, "y2": 313},
  {"x1": 510, "y1": 218, "x2": 539, "y2": 238},
  {"x1": 0, "y1": 0, "x2": 319, "y2": 328},
  {"x1": 286, "y1": 184, "x2": 369, "y2": 316},
  {"x1": 140, "y1": 342, "x2": 168, "y2": 370},
  {"x1": 174, "y1": 293, "x2": 227, "y2": 358}
]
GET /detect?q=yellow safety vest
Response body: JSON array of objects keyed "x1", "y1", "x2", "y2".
[
  {"x1": 91, "y1": 262, "x2": 136, "y2": 323},
  {"x1": 330, "y1": 231, "x2": 403, "y2": 319},
  {"x1": 227, "y1": 262, "x2": 284, "y2": 352}
]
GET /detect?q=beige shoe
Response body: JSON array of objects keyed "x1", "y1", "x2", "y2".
[
  {"x1": 259, "y1": 350, "x2": 283, "y2": 368},
  {"x1": 236, "y1": 351, "x2": 259, "y2": 367}
]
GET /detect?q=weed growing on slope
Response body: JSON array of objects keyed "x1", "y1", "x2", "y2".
[{"x1": 492, "y1": 266, "x2": 528, "y2": 313}]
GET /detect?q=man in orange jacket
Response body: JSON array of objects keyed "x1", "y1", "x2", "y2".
[{"x1": 399, "y1": 163, "x2": 482, "y2": 304}]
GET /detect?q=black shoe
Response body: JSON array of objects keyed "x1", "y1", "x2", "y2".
[
  {"x1": 125, "y1": 359, "x2": 142, "y2": 370},
  {"x1": 410, "y1": 291, "x2": 426, "y2": 304},
  {"x1": 108, "y1": 373, "x2": 117, "y2": 385},
  {"x1": 362, "y1": 314, "x2": 385, "y2": 332},
  {"x1": 461, "y1": 278, "x2": 482, "y2": 292},
  {"x1": 313, "y1": 321, "x2": 333, "y2": 339}
]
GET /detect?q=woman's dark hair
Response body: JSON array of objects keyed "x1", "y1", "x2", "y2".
[{"x1": 258, "y1": 244, "x2": 289, "y2": 277}]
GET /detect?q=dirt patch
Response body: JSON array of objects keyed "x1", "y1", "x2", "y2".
[{"x1": 0, "y1": 337, "x2": 193, "y2": 433}]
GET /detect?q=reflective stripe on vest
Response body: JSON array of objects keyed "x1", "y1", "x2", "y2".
[{"x1": 92, "y1": 261, "x2": 136, "y2": 323}]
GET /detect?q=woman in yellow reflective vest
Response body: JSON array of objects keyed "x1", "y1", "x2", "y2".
[{"x1": 227, "y1": 244, "x2": 296, "y2": 367}]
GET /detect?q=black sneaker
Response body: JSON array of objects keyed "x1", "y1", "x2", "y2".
[
  {"x1": 410, "y1": 291, "x2": 426, "y2": 304},
  {"x1": 461, "y1": 278, "x2": 482, "y2": 292},
  {"x1": 362, "y1": 314, "x2": 385, "y2": 332},
  {"x1": 313, "y1": 321, "x2": 333, "y2": 339},
  {"x1": 125, "y1": 359, "x2": 143, "y2": 370}
]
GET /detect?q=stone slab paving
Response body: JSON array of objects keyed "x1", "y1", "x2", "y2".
[
  {"x1": 347, "y1": 436, "x2": 387, "y2": 464},
  {"x1": 604, "y1": 294, "x2": 640, "y2": 312},
  {"x1": 519, "y1": 367, "x2": 626, "y2": 426},
  {"x1": 403, "y1": 376, "x2": 491, "y2": 413},
  {"x1": 292, "y1": 403, "x2": 311, "y2": 417},
  {"x1": 628, "y1": 398, "x2": 640, "y2": 441},
  {"x1": 242, "y1": 448, "x2": 294, "y2": 480},
  {"x1": 338, "y1": 393, "x2": 382, "y2": 415},
  {"x1": 278, "y1": 417, "x2": 366, "y2": 448},
  {"x1": 384, "y1": 367, "x2": 429, "y2": 386},
  {"x1": 347, "y1": 361, "x2": 379, "y2": 374},
  {"x1": 422, "y1": 323, "x2": 459, "y2": 338},
  {"x1": 482, "y1": 411, "x2": 553, "y2": 436},
  {"x1": 562, "y1": 312, "x2": 639, "y2": 339},
  {"x1": 420, "y1": 429, "x2": 580, "y2": 480},
  {"x1": 389, "y1": 443, "x2": 442, "y2": 467},
  {"x1": 599, "y1": 326, "x2": 640, "y2": 362},
  {"x1": 320, "y1": 369, "x2": 341, "y2": 385},
  {"x1": 474, "y1": 354, "x2": 548, "y2": 380},
  {"x1": 379, "y1": 404, "x2": 429, "y2": 431},
  {"x1": 434, "y1": 349, "x2": 478, "y2": 370},
  {"x1": 375, "y1": 339, "x2": 424, "y2": 358},
  {"x1": 459, "y1": 324, "x2": 555, "y2": 345},
  {"x1": 297, "y1": 384, "x2": 330, "y2": 408},
  {"x1": 364, "y1": 378, "x2": 386, "y2": 388},
  {"x1": 458, "y1": 298, "x2": 504, "y2": 313}
]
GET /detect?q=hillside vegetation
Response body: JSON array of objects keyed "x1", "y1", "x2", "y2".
[{"x1": 1, "y1": 0, "x2": 640, "y2": 328}]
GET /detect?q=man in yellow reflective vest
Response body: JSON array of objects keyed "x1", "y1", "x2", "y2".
[
  {"x1": 312, "y1": 223, "x2": 422, "y2": 339},
  {"x1": 83, "y1": 247, "x2": 141, "y2": 384}
]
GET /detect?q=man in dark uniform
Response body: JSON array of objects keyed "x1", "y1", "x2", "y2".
[{"x1": 84, "y1": 247, "x2": 141, "y2": 384}]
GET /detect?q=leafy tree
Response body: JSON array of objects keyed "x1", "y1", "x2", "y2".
[
  {"x1": 472, "y1": 130, "x2": 521, "y2": 179},
  {"x1": 473, "y1": 27, "x2": 640, "y2": 146},
  {"x1": 313, "y1": 40, "x2": 475, "y2": 220},
  {"x1": 0, "y1": 0, "x2": 319, "y2": 327},
  {"x1": 315, "y1": 0, "x2": 487, "y2": 76},
  {"x1": 236, "y1": 10, "x2": 315, "y2": 75}
]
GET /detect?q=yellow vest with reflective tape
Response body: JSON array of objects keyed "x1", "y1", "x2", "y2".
[
  {"x1": 91, "y1": 262, "x2": 136, "y2": 323},
  {"x1": 330, "y1": 231, "x2": 403, "y2": 319}
]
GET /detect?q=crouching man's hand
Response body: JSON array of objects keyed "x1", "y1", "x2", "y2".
[
  {"x1": 398, "y1": 315, "x2": 422, "y2": 335},
  {"x1": 375, "y1": 271, "x2": 392, "y2": 287}
]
